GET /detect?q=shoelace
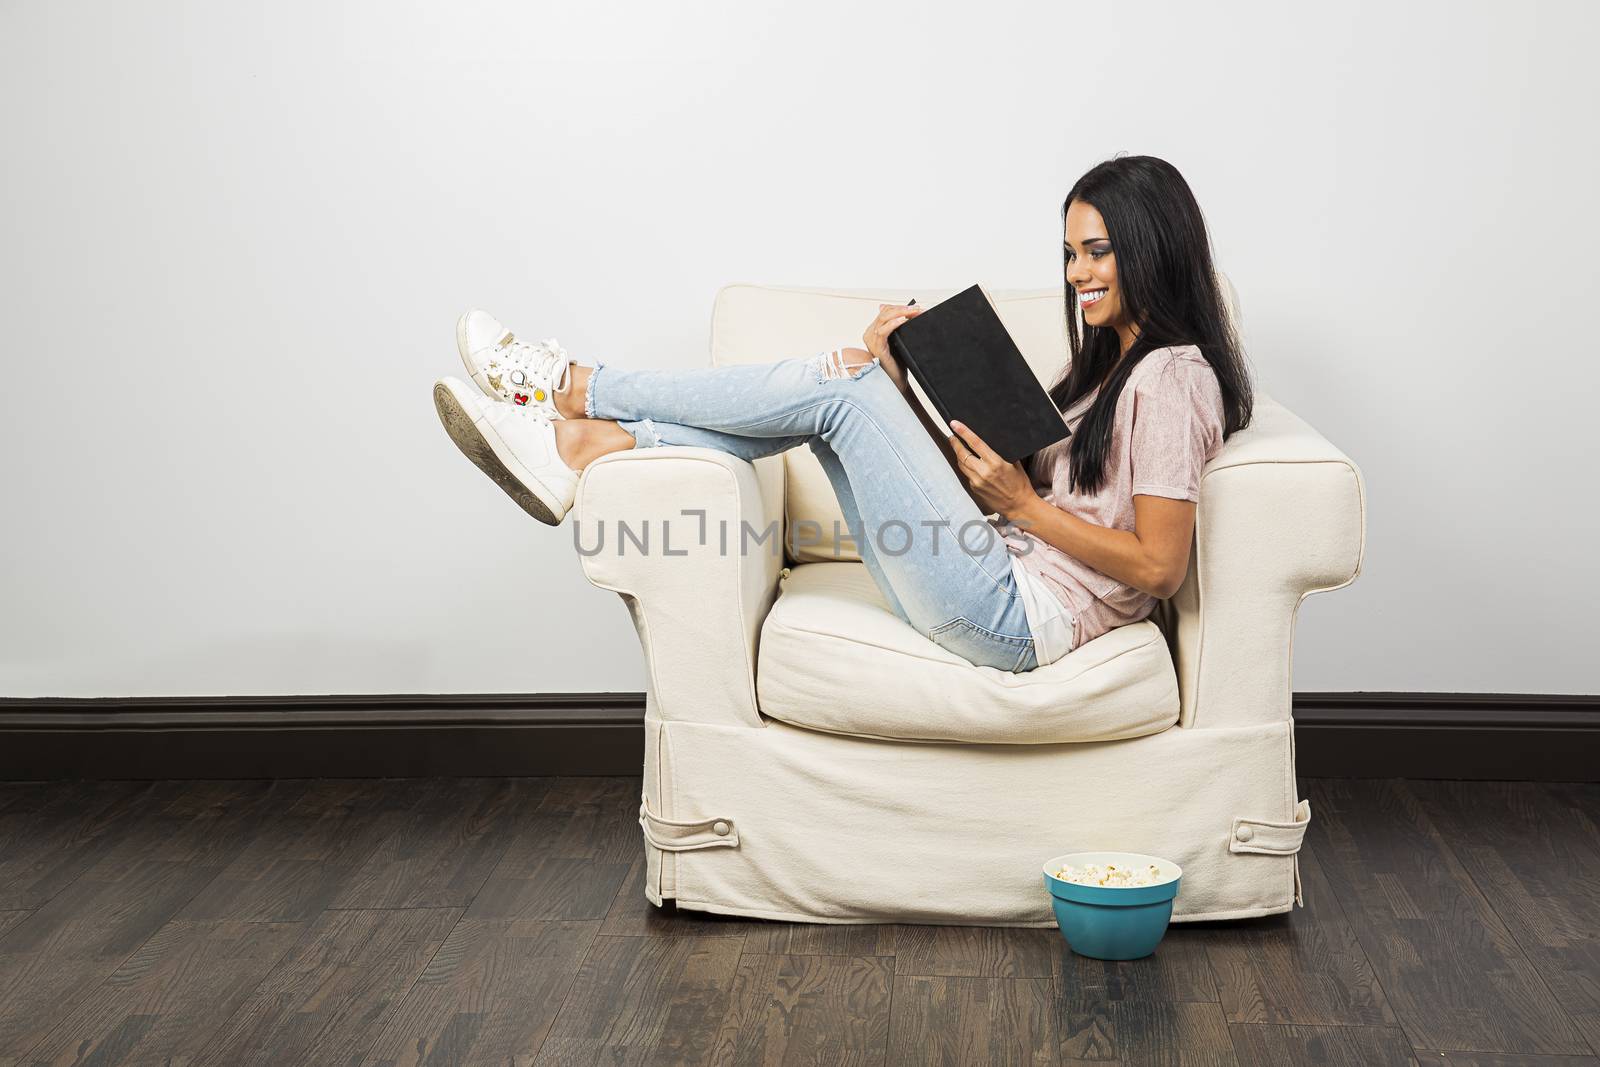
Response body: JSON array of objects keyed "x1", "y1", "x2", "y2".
[{"x1": 499, "y1": 336, "x2": 573, "y2": 398}]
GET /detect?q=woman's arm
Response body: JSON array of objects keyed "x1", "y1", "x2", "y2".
[
  {"x1": 946, "y1": 421, "x2": 1195, "y2": 600},
  {"x1": 1007, "y1": 492, "x2": 1195, "y2": 599}
]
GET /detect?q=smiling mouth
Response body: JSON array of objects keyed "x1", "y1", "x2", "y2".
[{"x1": 1080, "y1": 288, "x2": 1108, "y2": 307}]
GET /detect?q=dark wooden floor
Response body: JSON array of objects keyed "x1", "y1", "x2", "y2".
[{"x1": 0, "y1": 777, "x2": 1596, "y2": 1066}]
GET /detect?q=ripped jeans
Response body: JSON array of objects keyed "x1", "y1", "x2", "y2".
[{"x1": 584, "y1": 348, "x2": 1039, "y2": 673}]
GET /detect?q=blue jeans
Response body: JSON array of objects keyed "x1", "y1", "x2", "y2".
[{"x1": 584, "y1": 348, "x2": 1039, "y2": 673}]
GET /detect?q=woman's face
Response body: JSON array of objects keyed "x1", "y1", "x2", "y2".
[{"x1": 1065, "y1": 199, "x2": 1131, "y2": 347}]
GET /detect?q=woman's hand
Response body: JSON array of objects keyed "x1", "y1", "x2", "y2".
[
  {"x1": 862, "y1": 303, "x2": 923, "y2": 394},
  {"x1": 948, "y1": 420, "x2": 1038, "y2": 519}
]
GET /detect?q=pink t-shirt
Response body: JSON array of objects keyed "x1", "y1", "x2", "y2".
[{"x1": 990, "y1": 344, "x2": 1226, "y2": 651}]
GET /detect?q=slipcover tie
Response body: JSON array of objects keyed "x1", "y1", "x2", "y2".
[
  {"x1": 1230, "y1": 798, "x2": 1312, "y2": 906},
  {"x1": 1229, "y1": 797, "x2": 1311, "y2": 855},
  {"x1": 638, "y1": 796, "x2": 740, "y2": 852}
]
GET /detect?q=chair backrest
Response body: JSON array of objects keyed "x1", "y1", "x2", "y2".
[{"x1": 708, "y1": 277, "x2": 1241, "y2": 564}]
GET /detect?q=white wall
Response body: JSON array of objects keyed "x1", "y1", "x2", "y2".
[{"x1": 3, "y1": 0, "x2": 1595, "y2": 697}]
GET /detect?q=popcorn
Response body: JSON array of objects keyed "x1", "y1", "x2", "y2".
[{"x1": 1052, "y1": 861, "x2": 1165, "y2": 887}]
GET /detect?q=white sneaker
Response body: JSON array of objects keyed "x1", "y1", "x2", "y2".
[
  {"x1": 456, "y1": 309, "x2": 577, "y2": 421},
  {"x1": 433, "y1": 377, "x2": 579, "y2": 525}
]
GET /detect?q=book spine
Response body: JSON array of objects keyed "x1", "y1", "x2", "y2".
[{"x1": 888, "y1": 331, "x2": 956, "y2": 428}]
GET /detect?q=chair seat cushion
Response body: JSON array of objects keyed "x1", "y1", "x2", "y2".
[{"x1": 756, "y1": 562, "x2": 1181, "y2": 745}]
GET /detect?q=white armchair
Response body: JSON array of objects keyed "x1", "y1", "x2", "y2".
[{"x1": 576, "y1": 282, "x2": 1366, "y2": 926}]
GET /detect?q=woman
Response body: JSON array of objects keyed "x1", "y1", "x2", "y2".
[{"x1": 433, "y1": 154, "x2": 1253, "y2": 674}]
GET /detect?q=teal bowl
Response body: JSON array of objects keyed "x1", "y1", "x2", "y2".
[{"x1": 1042, "y1": 852, "x2": 1183, "y2": 960}]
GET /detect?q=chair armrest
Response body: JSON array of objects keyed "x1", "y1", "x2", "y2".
[
  {"x1": 574, "y1": 447, "x2": 786, "y2": 730},
  {"x1": 1161, "y1": 393, "x2": 1367, "y2": 730}
]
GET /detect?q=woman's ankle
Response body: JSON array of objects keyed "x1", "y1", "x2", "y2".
[
  {"x1": 555, "y1": 365, "x2": 592, "y2": 420},
  {"x1": 555, "y1": 417, "x2": 634, "y2": 471}
]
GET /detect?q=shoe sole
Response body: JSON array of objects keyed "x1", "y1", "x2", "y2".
[
  {"x1": 455, "y1": 312, "x2": 566, "y2": 420},
  {"x1": 433, "y1": 380, "x2": 568, "y2": 526}
]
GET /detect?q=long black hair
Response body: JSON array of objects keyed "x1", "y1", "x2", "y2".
[{"x1": 1040, "y1": 154, "x2": 1253, "y2": 496}]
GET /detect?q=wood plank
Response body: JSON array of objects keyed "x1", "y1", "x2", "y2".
[
  {"x1": 0, "y1": 910, "x2": 31, "y2": 940},
  {"x1": 86, "y1": 778, "x2": 304, "y2": 870},
  {"x1": 1057, "y1": 924, "x2": 1220, "y2": 1004},
  {"x1": 518, "y1": 777, "x2": 640, "y2": 865},
  {"x1": 0, "y1": 780, "x2": 154, "y2": 909},
  {"x1": 1407, "y1": 781, "x2": 1600, "y2": 1018},
  {"x1": 175, "y1": 778, "x2": 422, "y2": 922},
  {"x1": 1416, "y1": 1054, "x2": 1600, "y2": 1066},
  {"x1": 0, "y1": 781, "x2": 78, "y2": 815},
  {"x1": 192, "y1": 907, "x2": 461, "y2": 1066},
  {"x1": 1203, "y1": 846, "x2": 1396, "y2": 1025},
  {"x1": 1052, "y1": 909, "x2": 1230, "y2": 1064},
  {"x1": 533, "y1": 934, "x2": 744, "y2": 1064},
  {"x1": 1577, "y1": 1014, "x2": 1600, "y2": 1058},
  {"x1": 600, "y1": 854, "x2": 754, "y2": 940},
  {"x1": 466, "y1": 777, "x2": 638, "y2": 922},
  {"x1": 891, "y1": 923, "x2": 1057, "y2": 979},
  {"x1": 4, "y1": 774, "x2": 1597, "y2": 1063},
  {"x1": 1306, "y1": 779, "x2": 1591, "y2": 1056},
  {"x1": 1055, "y1": 999, "x2": 1235, "y2": 1066},
  {"x1": 709, "y1": 953, "x2": 892, "y2": 1066},
  {"x1": 0, "y1": 780, "x2": 293, "y2": 1062},
  {"x1": 359, "y1": 918, "x2": 598, "y2": 1066},
  {"x1": 330, "y1": 776, "x2": 548, "y2": 909},
  {"x1": 1228, "y1": 1022, "x2": 1418, "y2": 1065},
  {"x1": 890, "y1": 975, "x2": 1055, "y2": 1066},
  {"x1": 742, "y1": 916, "x2": 894, "y2": 957},
  {"x1": 22, "y1": 919, "x2": 302, "y2": 1065}
]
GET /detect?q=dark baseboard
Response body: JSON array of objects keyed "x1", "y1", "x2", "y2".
[
  {"x1": 1291, "y1": 692, "x2": 1599, "y2": 781},
  {"x1": 0, "y1": 692, "x2": 1594, "y2": 782},
  {"x1": 0, "y1": 694, "x2": 647, "y2": 780}
]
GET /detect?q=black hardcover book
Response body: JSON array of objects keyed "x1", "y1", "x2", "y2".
[{"x1": 886, "y1": 283, "x2": 1070, "y2": 462}]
